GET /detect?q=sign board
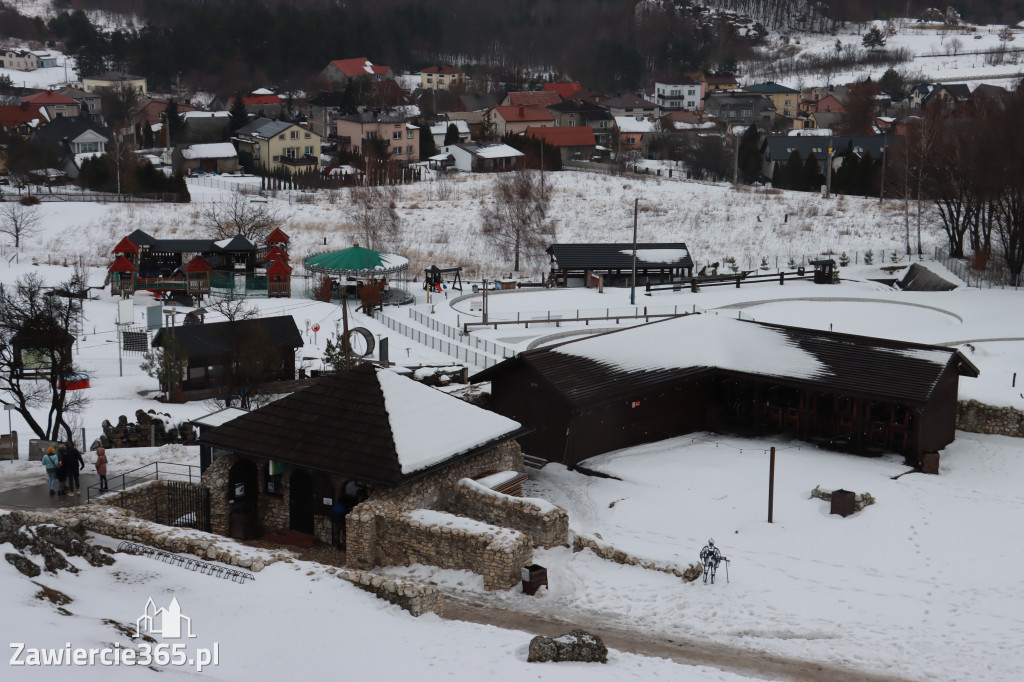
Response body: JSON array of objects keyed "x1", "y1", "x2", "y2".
[
  {"x1": 118, "y1": 298, "x2": 134, "y2": 325},
  {"x1": 122, "y1": 330, "x2": 148, "y2": 353},
  {"x1": 470, "y1": 299, "x2": 482, "y2": 312},
  {"x1": 146, "y1": 303, "x2": 163, "y2": 331}
]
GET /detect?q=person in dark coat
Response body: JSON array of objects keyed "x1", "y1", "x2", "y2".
[{"x1": 61, "y1": 442, "x2": 85, "y2": 496}]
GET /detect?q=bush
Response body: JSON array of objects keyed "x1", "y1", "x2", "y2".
[{"x1": 19, "y1": 195, "x2": 40, "y2": 206}]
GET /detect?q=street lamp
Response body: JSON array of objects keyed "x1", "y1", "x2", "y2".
[
  {"x1": 824, "y1": 136, "x2": 836, "y2": 199},
  {"x1": 879, "y1": 139, "x2": 889, "y2": 203}
]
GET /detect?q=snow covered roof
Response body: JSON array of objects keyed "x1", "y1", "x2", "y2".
[
  {"x1": 429, "y1": 120, "x2": 471, "y2": 136},
  {"x1": 181, "y1": 142, "x2": 238, "y2": 160},
  {"x1": 453, "y1": 143, "x2": 524, "y2": 159},
  {"x1": 614, "y1": 116, "x2": 659, "y2": 133},
  {"x1": 190, "y1": 407, "x2": 249, "y2": 429},
  {"x1": 199, "y1": 364, "x2": 524, "y2": 485}
]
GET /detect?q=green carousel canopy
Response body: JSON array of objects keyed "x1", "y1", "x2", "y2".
[{"x1": 303, "y1": 245, "x2": 409, "y2": 279}]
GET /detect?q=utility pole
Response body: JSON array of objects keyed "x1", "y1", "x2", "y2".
[
  {"x1": 341, "y1": 293, "x2": 351, "y2": 371},
  {"x1": 825, "y1": 136, "x2": 834, "y2": 199},
  {"x1": 879, "y1": 140, "x2": 888, "y2": 203},
  {"x1": 630, "y1": 198, "x2": 638, "y2": 306},
  {"x1": 768, "y1": 446, "x2": 776, "y2": 523},
  {"x1": 733, "y1": 133, "x2": 740, "y2": 185}
]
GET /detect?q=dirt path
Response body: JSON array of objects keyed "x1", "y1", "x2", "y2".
[{"x1": 441, "y1": 597, "x2": 916, "y2": 682}]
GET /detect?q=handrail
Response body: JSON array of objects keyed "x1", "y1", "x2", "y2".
[{"x1": 86, "y1": 461, "x2": 202, "y2": 502}]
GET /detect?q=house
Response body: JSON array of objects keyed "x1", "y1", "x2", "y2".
[
  {"x1": 701, "y1": 73, "x2": 740, "y2": 92},
  {"x1": 601, "y1": 93, "x2": 660, "y2": 119},
  {"x1": 321, "y1": 58, "x2": 393, "y2": 89},
  {"x1": 20, "y1": 91, "x2": 80, "y2": 120},
  {"x1": 526, "y1": 126, "x2": 597, "y2": 162},
  {"x1": 151, "y1": 316, "x2": 302, "y2": 393},
  {"x1": 304, "y1": 91, "x2": 353, "y2": 137},
  {"x1": 442, "y1": 143, "x2": 523, "y2": 172},
  {"x1": 179, "y1": 111, "x2": 231, "y2": 144},
  {"x1": 444, "y1": 110, "x2": 487, "y2": 139},
  {"x1": 922, "y1": 83, "x2": 972, "y2": 107},
  {"x1": 1, "y1": 48, "x2": 37, "y2": 71},
  {"x1": 32, "y1": 116, "x2": 113, "y2": 178},
  {"x1": 545, "y1": 99, "x2": 614, "y2": 146},
  {"x1": 471, "y1": 313, "x2": 979, "y2": 468},
  {"x1": 544, "y1": 82, "x2": 582, "y2": 99},
  {"x1": 172, "y1": 142, "x2": 239, "y2": 175},
  {"x1": 197, "y1": 364, "x2": 558, "y2": 590},
  {"x1": 704, "y1": 92, "x2": 776, "y2": 129},
  {"x1": 132, "y1": 97, "x2": 197, "y2": 128},
  {"x1": 429, "y1": 119, "x2": 471, "y2": 148},
  {"x1": 501, "y1": 91, "x2": 562, "y2": 107},
  {"x1": 335, "y1": 111, "x2": 419, "y2": 163},
  {"x1": 760, "y1": 134, "x2": 888, "y2": 182},
  {"x1": 32, "y1": 51, "x2": 57, "y2": 69},
  {"x1": 653, "y1": 80, "x2": 703, "y2": 111},
  {"x1": 809, "y1": 111, "x2": 842, "y2": 131},
  {"x1": 613, "y1": 116, "x2": 659, "y2": 155},
  {"x1": 233, "y1": 117, "x2": 321, "y2": 174},
  {"x1": 742, "y1": 82, "x2": 801, "y2": 118},
  {"x1": 451, "y1": 93, "x2": 498, "y2": 113},
  {"x1": 546, "y1": 242, "x2": 694, "y2": 288},
  {"x1": 661, "y1": 109, "x2": 718, "y2": 136},
  {"x1": 58, "y1": 87, "x2": 102, "y2": 118},
  {"x1": 0, "y1": 104, "x2": 45, "y2": 136},
  {"x1": 420, "y1": 66, "x2": 466, "y2": 91},
  {"x1": 487, "y1": 105, "x2": 554, "y2": 137},
  {"x1": 81, "y1": 72, "x2": 148, "y2": 96},
  {"x1": 816, "y1": 92, "x2": 847, "y2": 113}
]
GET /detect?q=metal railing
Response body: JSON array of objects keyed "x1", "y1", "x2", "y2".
[
  {"x1": 374, "y1": 311, "x2": 509, "y2": 369},
  {"x1": 932, "y1": 247, "x2": 1023, "y2": 289},
  {"x1": 86, "y1": 461, "x2": 202, "y2": 502},
  {"x1": 407, "y1": 307, "x2": 515, "y2": 358}
]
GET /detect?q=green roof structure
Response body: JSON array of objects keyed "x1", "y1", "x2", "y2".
[{"x1": 303, "y1": 244, "x2": 410, "y2": 279}]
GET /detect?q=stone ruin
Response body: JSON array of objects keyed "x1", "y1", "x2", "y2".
[
  {"x1": 528, "y1": 630, "x2": 608, "y2": 664},
  {"x1": 93, "y1": 409, "x2": 198, "y2": 450}
]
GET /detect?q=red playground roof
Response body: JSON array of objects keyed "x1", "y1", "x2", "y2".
[
  {"x1": 266, "y1": 259, "x2": 293, "y2": 275},
  {"x1": 266, "y1": 227, "x2": 290, "y2": 244},
  {"x1": 112, "y1": 236, "x2": 140, "y2": 253},
  {"x1": 265, "y1": 244, "x2": 289, "y2": 262},
  {"x1": 107, "y1": 255, "x2": 137, "y2": 273},
  {"x1": 182, "y1": 256, "x2": 212, "y2": 273}
]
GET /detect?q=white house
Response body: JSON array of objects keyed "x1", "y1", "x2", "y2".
[
  {"x1": 429, "y1": 119, "x2": 471, "y2": 148},
  {"x1": 442, "y1": 143, "x2": 523, "y2": 172},
  {"x1": 654, "y1": 80, "x2": 702, "y2": 111}
]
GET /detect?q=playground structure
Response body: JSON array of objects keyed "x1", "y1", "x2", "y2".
[
  {"x1": 304, "y1": 242, "x2": 412, "y2": 306},
  {"x1": 423, "y1": 265, "x2": 463, "y2": 293},
  {"x1": 107, "y1": 228, "x2": 293, "y2": 300}
]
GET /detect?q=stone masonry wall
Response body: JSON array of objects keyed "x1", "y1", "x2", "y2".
[
  {"x1": 99, "y1": 480, "x2": 169, "y2": 524},
  {"x1": 202, "y1": 452, "x2": 288, "y2": 537},
  {"x1": 444, "y1": 478, "x2": 569, "y2": 549},
  {"x1": 957, "y1": 400, "x2": 1024, "y2": 438},
  {"x1": 375, "y1": 506, "x2": 533, "y2": 590}
]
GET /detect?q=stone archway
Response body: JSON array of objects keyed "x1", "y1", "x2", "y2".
[{"x1": 227, "y1": 459, "x2": 259, "y2": 539}]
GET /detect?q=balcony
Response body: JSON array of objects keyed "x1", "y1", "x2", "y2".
[{"x1": 278, "y1": 154, "x2": 318, "y2": 168}]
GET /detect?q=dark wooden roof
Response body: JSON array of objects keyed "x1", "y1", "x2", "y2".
[
  {"x1": 199, "y1": 364, "x2": 528, "y2": 486},
  {"x1": 546, "y1": 243, "x2": 694, "y2": 271},
  {"x1": 473, "y1": 316, "x2": 978, "y2": 407},
  {"x1": 151, "y1": 316, "x2": 301, "y2": 358},
  {"x1": 897, "y1": 263, "x2": 957, "y2": 292},
  {"x1": 126, "y1": 229, "x2": 257, "y2": 255}
]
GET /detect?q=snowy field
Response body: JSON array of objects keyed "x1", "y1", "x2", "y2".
[{"x1": 1, "y1": 168, "x2": 1023, "y2": 679}]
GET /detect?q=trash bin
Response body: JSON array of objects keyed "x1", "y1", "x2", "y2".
[
  {"x1": 921, "y1": 451, "x2": 940, "y2": 475},
  {"x1": 830, "y1": 489, "x2": 855, "y2": 517},
  {"x1": 521, "y1": 564, "x2": 548, "y2": 595},
  {"x1": 229, "y1": 508, "x2": 254, "y2": 539}
]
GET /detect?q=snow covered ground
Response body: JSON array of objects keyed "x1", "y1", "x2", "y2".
[{"x1": 1, "y1": 168, "x2": 1023, "y2": 680}]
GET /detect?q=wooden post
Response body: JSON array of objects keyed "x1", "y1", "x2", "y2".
[{"x1": 768, "y1": 446, "x2": 776, "y2": 523}]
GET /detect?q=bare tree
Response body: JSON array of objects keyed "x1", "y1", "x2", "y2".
[
  {"x1": 206, "y1": 291, "x2": 259, "y2": 322},
  {"x1": 0, "y1": 273, "x2": 90, "y2": 441},
  {"x1": 202, "y1": 193, "x2": 281, "y2": 241},
  {"x1": 349, "y1": 184, "x2": 401, "y2": 250},
  {"x1": 0, "y1": 201, "x2": 41, "y2": 248},
  {"x1": 480, "y1": 170, "x2": 555, "y2": 272}
]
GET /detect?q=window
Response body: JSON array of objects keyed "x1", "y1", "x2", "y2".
[
  {"x1": 285, "y1": 148, "x2": 296, "y2": 158},
  {"x1": 688, "y1": 89, "x2": 695, "y2": 96},
  {"x1": 290, "y1": 130, "x2": 298, "y2": 139},
  {"x1": 406, "y1": 145, "x2": 414, "y2": 154},
  {"x1": 741, "y1": 109, "x2": 752, "y2": 118},
  {"x1": 407, "y1": 130, "x2": 414, "y2": 139},
  {"x1": 305, "y1": 132, "x2": 311, "y2": 139},
  {"x1": 569, "y1": 120, "x2": 576, "y2": 126},
  {"x1": 392, "y1": 147, "x2": 401, "y2": 155},
  {"x1": 393, "y1": 131, "x2": 402, "y2": 140},
  {"x1": 305, "y1": 146, "x2": 313, "y2": 155},
  {"x1": 279, "y1": 134, "x2": 285, "y2": 140}
]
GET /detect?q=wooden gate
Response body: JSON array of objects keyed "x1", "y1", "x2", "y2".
[{"x1": 161, "y1": 481, "x2": 211, "y2": 532}]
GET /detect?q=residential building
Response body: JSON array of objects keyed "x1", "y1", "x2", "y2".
[
  {"x1": 545, "y1": 99, "x2": 614, "y2": 146},
  {"x1": 1, "y1": 48, "x2": 37, "y2": 71},
  {"x1": 32, "y1": 116, "x2": 113, "y2": 178},
  {"x1": 58, "y1": 87, "x2": 102, "y2": 118},
  {"x1": 32, "y1": 51, "x2": 57, "y2": 68},
  {"x1": 442, "y1": 143, "x2": 523, "y2": 172},
  {"x1": 526, "y1": 126, "x2": 597, "y2": 162},
  {"x1": 544, "y1": 82, "x2": 582, "y2": 99},
  {"x1": 759, "y1": 134, "x2": 888, "y2": 183},
  {"x1": 742, "y1": 82, "x2": 800, "y2": 118},
  {"x1": 487, "y1": 105, "x2": 554, "y2": 137},
  {"x1": 429, "y1": 119, "x2": 471, "y2": 148},
  {"x1": 132, "y1": 97, "x2": 197, "y2": 128},
  {"x1": 613, "y1": 116, "x2": 659, "y2": 155},
  {"x1": 420, "y1": 66, "x2": 466, "y2": 91},
  {"x1": 234, "y1": 117, "x2": 321, "y2": 174},
  {"x1": 81, "y1": 72, "x2": 148, "y2": 95},
  {"x1": 0, "y1": 104, "x2": 45, "y2": 136},
  {"x1": 172, "y1": 142, "x2": 239, "y2": 175},
  {"x1": 20, "y1": 91, "x2": 80, "y2": 120},
  {"x1": 451, "y1": 93, "x2": 498, "y2": 113},
  {"x1": 335, "y1": 111, "x2": 419, "y2": 163},
  {"x1": 305, "y1": 91, "x2": 351, "y2": 138},
  {"x1": 704, "y1": 92, "x2": 776, "y2": 129},
  {"x1": 701, "y1": 73, "x2": 740, "y2": 93},
  {"x1": 653, "y1": 80, "x2": 703, "y2": 111},
  {"x1": 601, "y1": 94, "x2": 660, "y2": 119},
  {"x1": 501, "y1": 91, "x2": 562, "y2": 107},
  {"x1": 321, "y1": 58, "x2": 393, "y2": 89}
]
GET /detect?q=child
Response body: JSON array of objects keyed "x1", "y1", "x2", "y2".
[
  {"x1": 94, "y1": 447, "x2": 108, "y2": 492},
  {"x1": 42, "y1": 446, "x2": 60, "y2": 496}
]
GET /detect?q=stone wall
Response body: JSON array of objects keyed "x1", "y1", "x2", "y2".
[
  {"x1": 336, "y1": 568, "x2": 445, "y2": 616},
  {"x1": 202, "y1": 452, "x2": 288, "y2": 537},
  {"x1": 444, "y1": 478, "x2": 569, "y2": 549},
  {"x1": 573, "y1": 534, "x2": 702, "y2": 582},
  {"x1": 373, "y1": 506, "x2": 533, "y2": 590},
  {"x1": 97, "y1": 479, "x2": 169, "y2": 524},
  {"x1": 957, "y1": 400, "x2": 1024, "y2": 438}
]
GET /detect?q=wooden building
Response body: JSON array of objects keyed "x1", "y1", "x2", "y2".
[
  {"x1": 151, "y1": 315, "x2": 302, "y2": 392},
  {"x1": 472, "y1": 314, "x2": 979, "y2": 468},
  {"x1": 547, "y1": 242, "x2": 695, "y2": 287}
]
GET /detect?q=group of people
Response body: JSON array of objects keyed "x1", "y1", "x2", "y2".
[{"x1": 41, "y1": 444, "x2": 108, "y2": 496}]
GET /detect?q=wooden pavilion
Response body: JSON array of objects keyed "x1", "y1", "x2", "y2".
[{"x1": 546, "y1": 242, "x2": 695, "y2": 288}]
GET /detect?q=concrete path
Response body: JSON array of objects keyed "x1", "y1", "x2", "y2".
[{"x1": 0, "y1": 473, "x2": 103, "y2": 510}]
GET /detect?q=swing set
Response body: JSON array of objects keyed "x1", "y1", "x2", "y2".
[{"x1": 423, "y1": 265, "x2": 463, "y2": 294}]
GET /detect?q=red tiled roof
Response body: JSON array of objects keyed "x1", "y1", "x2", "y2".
[
  {"x1": 493, "y1": 105, "x2": 555, "y2": 123},
  {"x1": 238, "y1": 95, "x2": 281, "y2": 106},
  {"x1": 112, "y1": 236, "x2": 140, "y2": 254},
  {"x1": 544, "y1": 83, "x2": 582, "y2": 99},
  {"x1": 265, "y1": 245, "x2": 289, "y2": 263},
  {"x1": 107, "y1": 255, "x2": 137, "y2": 274},
  {"x1": 328, "y1": 58, "x2": 391, "y2": 78},
  {"x1": 527, "y1": 126, "x2": 596, "y2": 147},
  {"x1": 422, "y1": 66, "x2": 464, "y2": 75},
  {"x1": 505, "y1": 91, "x2": 562, "y2": 107},
  {"x1": 266, "y1": 227, "x2": 290, "y2": 245},
  {"x1": 20, "y1": 90, "x2": 78, "y2": 106},
  {"x1": 266, "y1": 259, "x2": 293, "y2": 275},
  {"x1": 0, "y1": 104, "x2": 43, "y2": 128}
]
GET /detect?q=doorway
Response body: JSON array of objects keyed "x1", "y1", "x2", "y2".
[{"x1": 289, "y1": 469, "x2": 314, "y2": 534}]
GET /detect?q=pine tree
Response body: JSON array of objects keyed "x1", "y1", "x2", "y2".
[{"x1": 229, "y1": 92, "x2": 249, "y2": 132}]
